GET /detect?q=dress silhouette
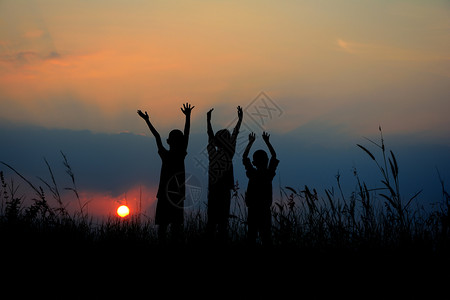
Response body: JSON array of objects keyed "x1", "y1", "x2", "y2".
[
  {"x1": 242, "y1": 132, "x2": 279, "y2": 246},
  {"x1": 138, "y1": 103, "x2": 194, "y2": 242},
  {"x1": 206, "y1": 106, "x2": 242, "y2": 241}
]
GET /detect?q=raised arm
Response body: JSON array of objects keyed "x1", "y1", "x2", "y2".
[
  {"x1": 137, "y1": 110, "x2": 164, "y2": 152},
  {"x1": 262, "y1": 131, "x2": 276, "y2": 159},
  {"x1": 243, "y1": 132, "x2": 256, "y2": 160},
  {"x1": 207, "y1": 108, "x2": 214, "y2": 142},
  {"x1": 231, "y1": 106, "x2": 243, "y2": 142},
  {"x1": 181, "y1": 102, "x2": 195, "y2": 149}
]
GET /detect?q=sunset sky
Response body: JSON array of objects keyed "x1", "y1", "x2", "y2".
[{"x1": 1, "y1": 0, "x2": 449, "y2": 217}]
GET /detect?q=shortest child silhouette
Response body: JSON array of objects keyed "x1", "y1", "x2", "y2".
[{"x1": 242, "y1": 132, "x2": 279, "y2": 246}]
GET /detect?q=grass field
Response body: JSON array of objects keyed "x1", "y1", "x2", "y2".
[{"x1": 1, "y1": 130, "x2": 449, "y2": 276}]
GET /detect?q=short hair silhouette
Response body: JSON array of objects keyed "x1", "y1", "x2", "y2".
[
  {"x1": 252, "y1": 149, "x2": 269, "y2": 169},
  {"x1": 167, "y1": 129, "x2": 184, "y2": 149}
]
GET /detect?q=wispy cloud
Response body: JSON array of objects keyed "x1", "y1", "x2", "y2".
[
  {"x1": 0, "y1": 50, "x2": 64, "y2": 65},
  {"x1": 336, "y1": 39, "x2": 356, "y2": 54}
]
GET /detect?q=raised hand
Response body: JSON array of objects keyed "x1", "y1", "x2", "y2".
[
  {"x1": 249, "y1": 132, "x2": 256, "y2": 143},
  {"x1": 243, "y1": 132, "x2": 256, "y2": 159},
  {"x1": 182, "y1": 102, "x2": 194, "y2": 148},
  {"x1": 207, "y1": 108, "x2": 214, "y2": 122},
  {"x1": 137, "y1": 109, "x2": 163, "y2": 151},
  {"x1": 237, "y1": 106, "x2": 243, "y2": 120},
  {"x1": 263, "y1": 131, "x2": 276, "y2": 158},
  {"x1": 181, "y1": 102, "x2": 195, "y2": 116},
  {"x1": 137, "y1": 110, "x2": 149, "y2": 121},
  {"x1": 262, "y1": 131, "x2": 270, "y2": 143}
]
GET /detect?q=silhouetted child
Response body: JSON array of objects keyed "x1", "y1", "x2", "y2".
[
  {"x1": 242, "y1": 132, "x2": 279, "y2": 246},
  {"x1": 137, "y1": 103, "x2": 194, "y2": 243},
  {"x1": 206, "y1": 106, "x2": 243, "y2": 241}
]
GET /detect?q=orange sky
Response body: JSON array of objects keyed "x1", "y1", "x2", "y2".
[
  {"x1": 79, "y1": 185, "x2": 157, "y2": 218},
  {"x1": 1, "y1": 0, "x2": 449, "y2": 138}
]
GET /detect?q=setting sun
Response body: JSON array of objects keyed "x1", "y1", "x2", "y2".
[{"x1": 117, "y1": 205, "x2": 130, "y2": 218}]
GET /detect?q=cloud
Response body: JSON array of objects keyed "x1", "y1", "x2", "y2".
[
  {"x1": 0, "y1": 122, "x2": 213, "y2": 217},
  {"x1": 1, "y1": 122, "x2": 449, "y2": 218},
  {"x1": 0, "y1": 50, "x2": 63, "y2": 65},
  {"x1": 337, "y1": 39, "x2": 355, "y2": 54},
  {"x1": 0, "y1": 123, "x2": 159, "y2": 191},
  {"x1": 78, "y1": 185, "x2": 157, "y2": 218}
]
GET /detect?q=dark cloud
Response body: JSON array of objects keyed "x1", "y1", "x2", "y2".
[
  {"x1": 46, "y1": 51, "x2": 61, "y2": 59},
  {"x1": 0, "y1": 122, "x2": 158, "y2": 196},
  {"x1": 0, "y1": 50, "x2": 63, "y2": 65},
  {"x1": 1, "y1": 122, "x2": 449, "y2": 214}
]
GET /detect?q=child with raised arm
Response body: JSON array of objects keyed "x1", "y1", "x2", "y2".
[
  {"x1": 137, "y1": 103, "x2": 194, "y2": 243},
  {"x1": 206, "y1": 106, "x2": 243, "y2": 242},
  {"x1": 242, "y1": 131, "x2": 279, "y2": 246}
]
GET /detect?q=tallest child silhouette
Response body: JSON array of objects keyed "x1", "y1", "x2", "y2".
[
  {"x1": 138, "y1": 103, "x2": 194, "y2": 242},
  {"x1": 206, "y1": 106, "x2": 243, "y2": 241}
]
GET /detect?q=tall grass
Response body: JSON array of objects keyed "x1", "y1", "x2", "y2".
[
  {"x1": 0, "y1": 131, "x2": 449, "y2": 256},
  {"x1": 269, "y1": 127, "x2": 449, "y2": 254}
]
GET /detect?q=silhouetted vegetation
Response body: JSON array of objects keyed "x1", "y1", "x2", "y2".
[{"x1": 1, "y1": 130, "x2": 449, "y2": 260}]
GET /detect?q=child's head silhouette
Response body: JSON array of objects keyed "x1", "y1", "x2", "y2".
[
  {"x1": 252, "y1": 149, "x2": 269, "y2": 170},
  {"x1": 167, "y1": 129, "x2": 184, "y2": 150},
  {"x1": 214, "y1": 129, "x2": 231, "y2": 149}
]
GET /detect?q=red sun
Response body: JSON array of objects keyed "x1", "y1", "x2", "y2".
[{"x1": 117, "y1": 205, "x2": 130, "y2": 218}]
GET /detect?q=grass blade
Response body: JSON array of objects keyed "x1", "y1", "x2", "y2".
[{"x1": 357, "y1": 144, "x2": 376, "y2": 161}]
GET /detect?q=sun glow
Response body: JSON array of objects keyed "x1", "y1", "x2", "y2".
[{"x1": 117, "y1": 205, "x2": 130, "y2": 218}]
